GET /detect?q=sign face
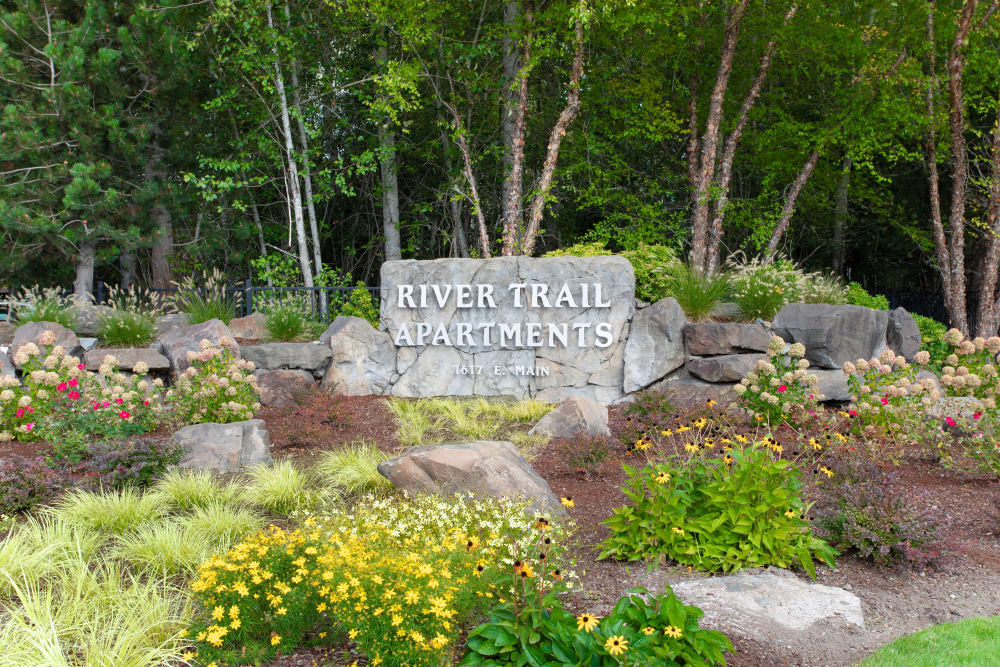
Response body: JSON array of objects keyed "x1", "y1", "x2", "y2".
[{"x1": 380, "y1": 256, "x2": 635, "y2": 402}]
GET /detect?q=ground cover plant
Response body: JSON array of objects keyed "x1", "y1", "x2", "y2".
[
  {"x1": 858, "y1": 616, "x2": 1000, "y2": 667},
  {"x1": 166, "y1": 269, "x2": 239, "y2": 325}
]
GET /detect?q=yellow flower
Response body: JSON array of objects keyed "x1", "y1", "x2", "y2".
[
  {"x1": 784, "y1": 509, "x2": 797, "y2": 519},
  {"x1": 664, "y1": 625, "x2": 683, "y2": 639},
  {"x1": 706, "y1": 399, "x2": 717, "y2": 407},
  {"x1": 317, "y1": 602, "x2": 328, "y2": 613},
  {"x1": 519, "y1": 564, "x2": 535, "y2": 578},
  {"x1": 684, "y1": 442, "x2": 700, "y2": 453},
  {"x1": 660, "y1": 429, "x2": 673, "y2": 436},
  {"x1": 349, "y1": 628, "x2": 359, "y2": 639},
  {"x1": 211, "y1": 605, "x2": 225, "y2": 621},
  {"x1": 271, "y1": 635, "x2": 281, "y2": 646},
  {"x1": 672, "y1": 526, "x2": 684, "y2": 535},
  {"x1": 577, "y1": 613, "x2": 600, "y2": 633},
  {"x1": 605, "y1": 635, "x2": 628, "y2": 656},
  {"x1": 654, "y1": 471, "x2": 670, "y2": 484},
  {"x1": 820, "y1": 465, "x2": 835, "y2": 478},
  {"x1": 180, "y1": 651, "x2": 196, "y2": 662},
  {"x1": 230, "y1": 618, "x2": 241, "y2": 629},
  {"x1": 642, "y1": 626, "x2": 656, "y2": 635},
  {"x1": 560, "y1": 496, "x2": 575, "y2": 508}
]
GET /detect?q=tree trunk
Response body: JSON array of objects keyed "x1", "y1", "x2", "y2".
[
  {"x1": 146, "y1": 120, "x2": 173, "y2": 289},
  {"x1": 832, "y1": 155, "x2": 852, "y2": 275},
  {"x1": 74, "y1": 236, "x2": 96, "y2": 299},
  {"x1": 705, "y1": 3, "x2": 797, "y2": 274},
  {"x1": 444, "y1": 100, "x2": 491, "y2": 257},
  {"x1": 267, "y1": 4, "x2": 313, "y2": 288},
  {"x1": 520, "y1": 7, "x2": 585, "y2": 256},
  {"x1": 375, "y1": 41, "x2": 403, "y2": 262},
  {"x1": 685, "y1": 3, "x2": 707, "y2": 193},
  {"x1": 689, "y1": 0, "x2": 750, "y2": 272},
  {"x1": 925, "y1": 1, "x2": 952, "y2": 304},
  {"x1": 764, "y1": 149, "x2": 820, "y2": 260},
  {"x1": 438, "y1": 117, "x2": 470, "y2": 258},
  {"x1": 120, "y1": 248, "x2": 137, "y2": 291},
  {"x1": 500, "y1": 0, "x2": 524, "y2": 247},
  {"x1": 974, "y1": 104, "x2": 1000, "y2": 336},
  {"x1": 500, "y1": 7, "x2": 530, "y2": 256}
]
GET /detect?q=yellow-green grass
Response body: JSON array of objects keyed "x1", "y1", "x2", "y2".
[
  {"x1": 859, "y1": 616, "x2": 1000, "y2": 667},
  {"x1": 314, "y1": 440, "x2": 395, "y2": 496}
]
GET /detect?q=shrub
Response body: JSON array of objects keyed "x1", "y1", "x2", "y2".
[
  {"x1": 167, "y1": 338, "x2": 260, "y2": 425},
  {"x1": 912, "y1": 314, "x2": 949, "y2": 370},
  {"x1": 50, "y1": 487, "x2": 168, "y2": 536},
  {"x1": 841, "y1": 349, "x2": 940, "y2": 440},
  {"x1": 620, "y1": 243, "x2": 681, "y2": 303},
  {"x1": 0, "y1": 455, "x2": 58, "y2": 514},
  {"x1": 846, "y1": 282, "x2": 889, "y2": 310},
  {"x1": 935, "y1": 330, "x2": 1000, "y2": 407},
  {"x1": 10, "y1": 285, "x2": 76, "y2": 329},
  {"x1": 239, "y1": 461, "x2": 331, "y2": 516},
  {"x1": 338, "y1": 282, "x2": 380, "y2": 327},
  {"x1": 543, "y1": 241, "x2": 612, "y2": 258},
  {"x1": 87, "y1": 438, "x2": 183, "y2": 489},
  {"x1": 599, "y1": 445, "x2": 836, "y2": 576},
  {"x1": 149, "y1": 469, "x2": 242, "y2": 511},
  {"x1": 661, "y1": 262, "x2": 731, "y2": 322},
  {"x1": 98, "y1": 285, "x2": 161, "y2": 347},
  {"x1": 261, "y1": 292, "x2": 312, "y2": 341},
  {"x1": 728, "y1": 256, "x2": 803, "y2": 321},
  {"x1": 314, "y1": 441, "x2": 394, "y2": 496},
  {"x1": 813, "y1": 459, "x2": 944, "y2": 568},
  {"x1": 168, "y1": 268, "x2": 239, "y2": 324},
  {"x1": 733, "y1": 334, "x2": 820, "y2": 426},
  {"x1": 461, "y1": 587, "x2": 732, "y2": 666}
]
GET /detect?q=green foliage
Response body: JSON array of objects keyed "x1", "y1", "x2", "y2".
[
  {"x1": 149, "y1": 469, "x2": 242, "y2": 512},
  {"x1": 168, "y1": 269, "x2": 239, "y2": 325},
  {"x1": 661, "y1": 263, "x2": 731, "y2": 322},
  {"x1": 461, "y1": 587, "x2": 732, "y2": 666},
  {"x1": 314, "y1": 441, "x2": 394, "y2": 496},
  {"x1": 543, "y1": 241, "x2": 613, "y2": 258},
  {"x1": 859, "y1": 617, "x2": 1000, "y2": 667},
  {"x1": 803, "y1": 274, "x2": 848, "y2": 305},
  {"x1": 98, "y1": 310, "x2": 157, "y2": 347},
  {"x1": 387, "y1": 397, "x2": 553, "y2": 447},
  {"x1": 9, "y1": 286, "x2": 76, "y2": 329},
  {"x1": 728, "y1": 257, "x2": 803, "y2": 321},
  {"x1": 338, "y1": 283, "x2": 380, "y2": 327},
  {"x1": 113, "y1": 520, "x2": 221, "y2": 576},
  {"x1": 599, "y1": 447, "x2": 836, "y2": 577},
  {"x1": 846, "y1": 282, "x2": 889, "y2": 310},
  {"x1": 621, "y1": 244, "x2": 682, "y2": 303},
  {"x1": 50, "y1": 488, "x2": 168, "y2": 536},
  {"x1": 261, "y1": 293, "x2": 311, "y2": 341},
  {"x1": 86, "y1": 439, "x2": 183, "y2": 490},
  {"x1": 169, "y1": 340, "x2": 259, "y2": 425},
  {"x1": 912, "y1": 314, "x2": 948, "y2": 370},
  {"x1": 238, "y1": 461, "x2": 331, "y2": 516}
]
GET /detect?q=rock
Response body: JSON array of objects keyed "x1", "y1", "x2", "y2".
[
  {"x1": 84, "y1": 347, "x2": 170, "y2": 373},
  {"x1": 686, "y1": 353, "x2": 767, "y2": 383},
  {"x1": 241, "y1": 342, "x2": 332, "y2": 376},
  {"x1": 529, "y1": 396, "x2": 610, "y2": 438},
  {"x1": 926, "y1": 396, "x2": 982, "y2": 419},
  {"x1": 0, "y1": 348, "x2": 14, "y2": 378},
  {"x1": 382, "y1": 256, "x2": 635, "y2": 402},
  {"x1": 321, "y1": 316, "x2": 397, "y2": 395},
  {"x1": 622, "y1": 297, "x2": 686, "y2": 393},
  {"x1": 0, "y1": 321, "x2": 15, "y2": 345},
  {"x1": 69, "y1": 301, "x2": 113, "y2": 337},
  {"x1": 155, "y1": 313, "x2": 189, "y2": 336},
  {"x1": 811, "y1": 369, "x2": 853, "y2": 402},
  {"x1": 257, "y1": 369, "x2": 315, "y2": 408},
  {"x1": 157, "y1": 319, "x2": 238, "y2": 373},
  {"x1": 79, "y1": 337, "x2": 98, "y2": 351},
  {"x1": 887, "y1": 307, "x2": 921, "y2": 360},
  {"x1": 229, "y1": 312, "x2": 268, "y2": 341},
  {"x1": 377, "y1": 440, "x2": 565, "y2": 515},
  {"x1": 685, "y1": 321, "x2": 771, "y2": 356},
  {"x1": 643, "y1": 376, "x2": 735, "y2": 408},
  {"x1": 11, "y1": 321, "x2": 83, "y2": 365},
  {"x1": 772, "y1": 304, "x2": 888, "y2": 369},
  {"x1": 173, "y1": 419, "x2": 272, "y2": 473},
  {"x1": 671, "y1": 569, "x2": 864, "y2": 638}
]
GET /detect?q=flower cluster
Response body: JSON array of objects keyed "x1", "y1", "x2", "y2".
[
  {"x1": 842, "y1": 349, "x2": 940, "y2": 435},
  {"x1": 937, "y1": 330, "x2": 1000, "y2": 409},
  {"x1": 734, "y1": 335, "x2": 821, "y2": 426},
  {"x1": 167, "y1": 338, "x2": 260, "y2": 425}
]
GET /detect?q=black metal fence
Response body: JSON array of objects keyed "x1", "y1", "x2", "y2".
[{"x1": 883, "y1": 290, "x2": 980, "y2": 332}]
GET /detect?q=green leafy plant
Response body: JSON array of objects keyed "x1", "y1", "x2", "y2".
[
  {"x1": 97, "y1": 285, "x2": 161, "y2": 346},
  {"x1": 846, "y1": 282, "x2": 889, "y2": 310},
  {"x1": 599, "y1": 445, "x2": 836, "y2": 577},
  {"x1": 912, "y1": 314, "x2": 949, "y2": 370},
  {"x1": 9, "y1": 285, "x2": 76, "y2": 329},
  {"x1": 661, "y1": 262, "x2": 731, "y2": 321},
  {"x1": 733, "y1": 335, "x2": 820, "y2": 426},
  {"x1": 261, "y1": 292, "x2": 312, "y2": 341},
  {"x1": 727, "y1": 256, "x2": 803, "y2": 321},
  {"x1": 621, "y1": 244, "x2": 681, "y2": 303},
  {"x1": 166, "y1": 338, "x2": 260, "y2": 425},
  {"x1": 803, "y1": 273, "x2": 848, "y2": 305},
  {"x1": 167, "y1": 268, "x2": 239, "y2": 324},
  {"x1": 338, "y1": 282, "x2": 380, "y2": 327},
  {"x1": 87, "y1": 438, "x2": 183, "y2": 490},
  {"x1": 461, "y1": 587, "x2": 732, "y2": 666}
]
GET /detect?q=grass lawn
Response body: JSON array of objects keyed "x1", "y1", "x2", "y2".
[{"x1": 859, "y1": 616, "x2": 1000, "y2": 666}]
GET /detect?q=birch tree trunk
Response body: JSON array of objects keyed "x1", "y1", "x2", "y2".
[
  {"x1": 689, "y1": 0, "x2": 750, "y2": 272},
  {"x1": 74, "y1": 236, "x2": 96, "y2": 299},
  {"x1": 973, "y1": 105, "x2": 1000, "y2": 336},
  {"x1": 376, "y1": 42, "x2": 402, "y2": 262},
  {"x1": 500, "y1": 0, "x2": 524, "y2": 246},
  {"x1": 267, "y1": 4, "x2": 313, "y2": 288},
  {"x1": 832, "y1": 155, "x2": 852, "y2": 275},
  {"x1": 439, "y1": 118, "x2": 470, "y2": 258},
  {"x1": 764, "y1": 149, "x2": 820, "y2": 260}
]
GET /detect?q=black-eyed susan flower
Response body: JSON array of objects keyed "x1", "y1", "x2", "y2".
[
  {"x1": 784, "y1": 509, "x2": 796, "y2": 519},
  {"x1": 605, "y1": 635, "x2": 628, "y2": 656},
  {"x1": 577, "y1": 613, "x2": 600, "y2": 632},
  {"x1": 664, "y1": 625, "x2": 683, "y2": 639},
  {"x1": 560, "y1": 496, "x2": 575, "y2": 508},
  {"x1": 642, "y1": 626, "x2": 656, "y2": 635},
  {"x1": 654, "y1": 471, "x2": 670, "y2": 484}
]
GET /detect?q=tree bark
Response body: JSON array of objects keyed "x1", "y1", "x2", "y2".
[
  {"x1": 500, "y1": 7, "x2": 530, "y2": 256},
  {"x1": 445, "y1": 101, "x2": 491, "y2": 257},
  {"x1": 925, "y1": 1, "x2": 952, "y2": 304},
  {"x1": 120, "y1": 248, "x2": 136, "y2": 291},
  {"x1": 375, "y1": 42, "x2": 403, "y2": 262},
  {"x1": 685, "y1": 2, "x2": 707, "y2": 193},
  {"x1": 438, "y1": 117, "x2": 470, "y2": 258},
  {"x1": 832, "y1": 155, "x2": 852, "y2": 275},
  {"x1": 689, "y1": 0, "x2": 750, "y2": 272},
  {"x1": 267, "y1": 4, "x2": 313, "y2": 288},
  {"x1": 146, "y1": 120, "x2": 173, "y2": 289},
  {"x1": 520, "y1": 7, "x2": 585, "y2": 256},
  {"x1": 74, "y1": 235, "x2": 96, "y2": 299},
  {"x1": 764, "y1": 149, "x2": 820, "y2": 261},
  {"x1": 974, "y1": 104, "x2": 1000, "y2": 336},
  {"x1": 705, "y1": 3, "x2": 797, "y2": 274}
]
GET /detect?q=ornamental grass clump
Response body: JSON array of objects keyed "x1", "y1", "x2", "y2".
[
  {"x1": 97, "y1": 285, "x2": 163, "y2": 347},
  {"x1": 239, "y1": 461, "x2": 331, "y2": 516},
  {"x1": 314, "y1": 441, "x2": 394, "y2": 496},
  {"x1": 727, "y1": 255, "x2": 804, "y2": 321},
  {"x1": 50, "y1": 487, "x2": 168, "y2": 536},
  {"x1": 167, "y1": 337, "x2": 260, "y2": 425},
  {"x1": 149, "y1": 469, "x2": 242, "y2": 511},
  {"x1": 9, "y1": 285, "x2": 76, "y2": 329},
  {"x1": 168, "y1": 268, "x2": 239, "y2": 324},
  {"x1": 733, "y1": 335, "x2": 821, "y2": 426}
]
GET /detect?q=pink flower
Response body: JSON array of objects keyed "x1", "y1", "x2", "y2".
[
  {"x1": 808, "y1": 394, "x2": 814, "y2": 399},
  {"x1": 68, "y1": 378, "x2": 78, "y2": 388},
  {"x1": 68, "y1": 390, "x2": 80, "y2": 401},
  {"x1": 24, "y1": 422, "x2": 35, "y2": 432},
  {"x1": 92, "y1": 403, "x2": 100, "y2": 411},
  {"x1": 778, "y1": 385, "x2": 787, "y2": 393},
  {"x1": 115, "y1": 398, "x2": 123, "y2": 405},
  {"x1": 57, "y1": 382, "x2": 68, "y2": 393},
  {"x1": 973, "y1": 412, "x2": 982, "y2": 420},
  {"x1": 849, "y1": 409, "x2": 858, "y2": 417},
  {"x1": 101, "y1": 401, "x2": 109, "y2": 408},
  {"x1": 118, "y1": 410, "x2": 130, "y2": 420},
  {"x1": 880, "y1": 397, "x2": 889, "y2": 406},
  {"x1": 945, "y1": 416, "x2": 957, "y2": 427},
  {"x1": 15, "y1": 408, "x2": 24, "y2": 418},
  {"x1": 77, "y1": 363, "x2": 85, "y2": 370},
  {"x1": 143, "y1": 400, "x2": 150, "y2": 406},
  {"x1": 26, "y1": 406, "x2": 33, "y2": 414}
]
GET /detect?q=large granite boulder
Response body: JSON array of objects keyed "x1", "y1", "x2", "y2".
[
  {"x1": 173, "y1": 419, "x2": 272, "y2": 473},
  {"x1": 11, "y1": 321, "x2": 83, "y2": 365},
  {"x1": 157, "y1": 319, "x2": 238, "y2": 373},
  {"x1": 0, "y1": 321, "x2": 16, "y2": 345},
  {"x1": 229, "y1": 312, "x2": 268, "y2": 341},
  {"x1": 887, "y1": 307, "x2": 921, "y2": 361},
  {"x1": 0, "y1": 348, "x2": 14, "y2": 378},
  {"x1": 381, "y1": 256, "x2": 635, "y2": 403},
  {"x1": 84, "y1": 347, "x2": 170, "y2": 373},
  {"x1": 685, "y1": 321, "x2": 771, "y2": 356},
  {"x1": 772, "y1": 304, "x2": 888, "y2": 369},
  {"x1": 377, "y1": 440, "x2": 565, "y2": 515},
  {"x1": 257, "y1": 369, "x2": 315, "y2": 408},
  {"x1": 686, "y1": 353, "x2": 767, "y2": 383},
  {"x1": 241, "y1": 342, "x2": 332, "y2": 377},
  {"x1": 320, "y1": 316, "x2": 395, "y2": 395},
  {"x1": 622, "y1": 297, "x2": 686, "y2": 393},
  {"x1": 643, "y1": 376, "x2": 735, "y2": 408},
  {"x1": 529, "y1": 396, "x2": 609, "y2": 438},
  {"x1": 155, "y1": 313, "x2": 189, "y2": 336},
  {"x1": 69, "y1": 301, "x2": 113, "y2": 337}
]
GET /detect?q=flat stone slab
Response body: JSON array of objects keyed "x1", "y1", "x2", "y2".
[
  {"x1": 671, "y1": 568, "x2": 864, "y2": 636},
  {"x1": 643, "y1": 376, "x2": 735, "y2": 408},
  {"x1": 173, "y1": 419, "x2": 272, "y2": 473},
  {"x1": 241, "y1": 342, "x2": 332, "y2": 374},
  {"x1": 84, "y1": 347, "x2": 170, "y2": 372},
  {"x1": 685, "y1": 321, "x2": 771, "y2": 356},
  {"x1": 686, "y1": 353, "x2": 766, "y2": 383},
  {"x1": 529, "y1": 396, "x2": 609, "y2": 438}
]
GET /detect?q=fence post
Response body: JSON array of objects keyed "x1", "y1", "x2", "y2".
[{"x1": 244, "y1": 278, "x2": 252, "y2": 317}]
